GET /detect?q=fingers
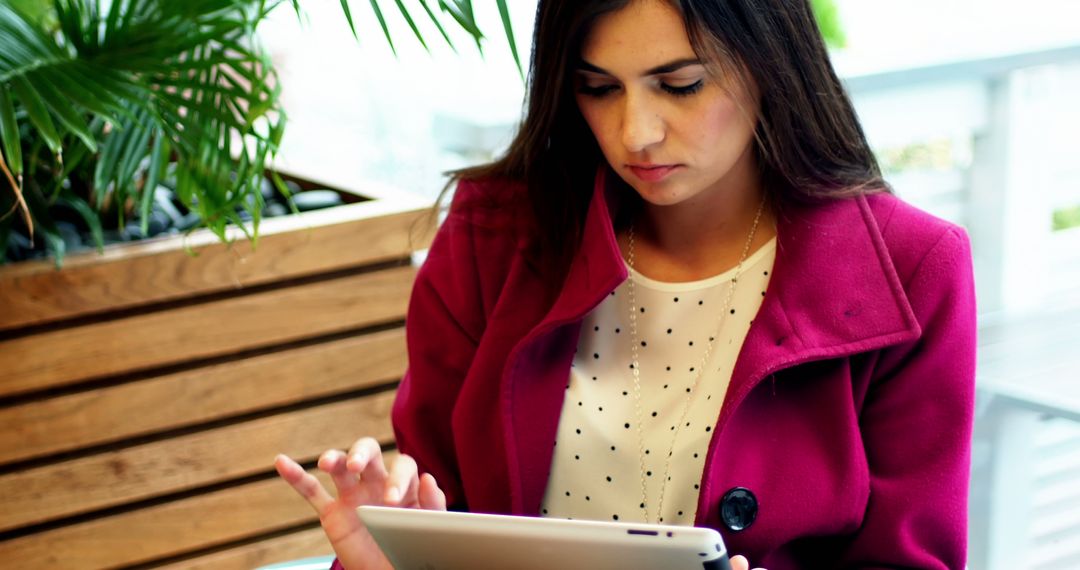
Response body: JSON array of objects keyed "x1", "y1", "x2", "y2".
[
  {"x1": 319, "y1": 449, "x2": 360, "y2": 497},
  {"x1": 346, "y1": 437, "x2": 386, "y2": 477},
  {"x1": 727, "y1": 555, "x2": 765, "y2": 570},
  {"x1": 346, "y1": 437, "x2": 391, "y2": 498},
  {"x1": 385, "y1": 453, "x2": 420, "y2": 505},
  {"x1": 281, "y1": 439, "x2": 428, "y2": 512},
  {"x1": 418, "y1": 472, "x2": 448, "y2": 511},
  {"x1": 312, "y1": 437, "x2": 396, "y2": 510},
  {"x1": 275, "y1": 454, "x2": 334, "y2": 515}
]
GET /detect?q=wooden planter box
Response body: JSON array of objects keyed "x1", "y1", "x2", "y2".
[{"x1": 0, "y1": 170, "x2": 433, "y2": 568}]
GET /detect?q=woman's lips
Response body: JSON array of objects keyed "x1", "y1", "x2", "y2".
[{"x1": 627, "y1": 164, "x2": 680, "y2": 182}]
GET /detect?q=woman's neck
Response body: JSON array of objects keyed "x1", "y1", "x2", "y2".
[{"x1": 620, "y1": 171, "x2": 776, "y2": 283}]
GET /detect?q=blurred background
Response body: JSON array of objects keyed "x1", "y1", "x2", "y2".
[{"x1": 258, "y1": 1, "x2": 1080, "y2": 568}]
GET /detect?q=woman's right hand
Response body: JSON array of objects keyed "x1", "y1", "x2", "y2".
[{"x1": 274, "y1": 437, "x2": 447, "y2": 569}]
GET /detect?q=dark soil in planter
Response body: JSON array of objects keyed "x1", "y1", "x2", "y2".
[{"x1": 4, "y1": 170, "x2": 359, "y2": 263}]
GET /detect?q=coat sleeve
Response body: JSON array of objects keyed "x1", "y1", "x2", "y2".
[
  {"x1": 840, "y1": 227, "x2": 977, "y2": 570},
  {"x1": 390, "y1": 180, "x2": 491, "y2": 510}
]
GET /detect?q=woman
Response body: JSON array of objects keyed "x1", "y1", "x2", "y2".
[{"x1": 275, "y1": 1, "x2": 977, "y2": 568}]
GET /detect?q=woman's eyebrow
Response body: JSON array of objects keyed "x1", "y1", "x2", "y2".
[{"x1": 576, "y1": 57, "x2": 703, "y2": 76}]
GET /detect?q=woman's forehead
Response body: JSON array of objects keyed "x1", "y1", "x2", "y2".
[{"x1": 578, "y1": 0, "x2": 698, "y2": 74}]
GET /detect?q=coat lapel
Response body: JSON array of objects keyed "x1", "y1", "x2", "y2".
[
  {"x1": 501, "y1": 168, "x2": 628, "y2": 515},
  {"x1": 718, "y1": 195, "x2": 923, "y2": 429}
]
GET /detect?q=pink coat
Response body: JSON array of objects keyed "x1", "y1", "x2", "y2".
[{"x1": 391, "y1": 171, "x2": 976, "y2": 569}]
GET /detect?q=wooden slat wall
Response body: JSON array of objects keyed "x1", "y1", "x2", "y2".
[
  {"x1": 0, "y1": 193, "x2": 431, "y2": 332},
  {"x1": 0, "y1": 471, "x2": 332, "y2": 568},
  {"x1": 0, "y1": 330, "x2": 406, "y2": 465},
  {"x1": 1, "y1": 392, "x2": 397, "y2": 531},
  {"x1": 155, "y1": 528, "x2": 333, "y2": 570},
  {"x1": 0, "y1": 185, "x2": 431, "y2": 569},
  {"x1": 1, "y1": 266, "x2": 416, "y2": 397}
]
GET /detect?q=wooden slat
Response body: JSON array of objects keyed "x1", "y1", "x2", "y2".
[
  {"x1": 0, "y1": 470, "x2": 333, "y2": 569},
  {"x1": 155, "y1": 527, "x2": 332, "y2": 570},
  {"x1": 0, "y1": 265, "x2": 416, "y2": 398},
  {"x1": 0, "y1": 392, "x2": 395, "y2": 532},
  {"x1": 0, "y1": 452, "x2": 398, "y2": 570},
  {"x1": 0, "y1": 194, "x2": 433, "y2": 331},
  {"x1": 0, "y1": 329, "x2": 406, "y2": 465}
]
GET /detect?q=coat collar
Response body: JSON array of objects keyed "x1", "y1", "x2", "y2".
[
  {"x1": 505, "y1": 169, "x2": 922, "y2": 514},
  {"x1": 538, "y1": 168, "x2": 921, "y2": 355},
  {"x1": 533, "y1": 168, "x2": 630, "y2": 326}
]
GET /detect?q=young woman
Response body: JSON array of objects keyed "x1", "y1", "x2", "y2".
[{"x1": 275, "y1": 1, "x2": 977, "y2": 568}]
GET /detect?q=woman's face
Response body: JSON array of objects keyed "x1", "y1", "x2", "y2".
[{"x1": 575, "y1": 0, "x2": 760, "y2": 209}]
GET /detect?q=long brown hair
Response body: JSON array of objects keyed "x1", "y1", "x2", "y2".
[{"x1": 451, "y1": 0, "x2": 885, "y2": 268}]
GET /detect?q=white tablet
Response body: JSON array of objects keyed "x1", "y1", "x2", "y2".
[{"x1": 358, "y1": 506, "x2": 731, "y2": 570}]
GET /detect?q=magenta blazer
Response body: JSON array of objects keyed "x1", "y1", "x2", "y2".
[{"x1": 389, "y1": 171, "x2": 976, "y2": 569}]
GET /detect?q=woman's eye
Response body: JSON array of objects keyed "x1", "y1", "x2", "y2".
[
  {"x1": 661, "y1": 80, "x2": 704, "y2": 97},
  {"x1": 577, "y1": 84, "x2": 618, "y2": 97},
  {"x1": 576, "y1": 79, "x2": 704, "y2": 98}
]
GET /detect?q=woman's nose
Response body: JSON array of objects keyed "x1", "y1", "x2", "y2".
[{"x1": 620, "y1": 93, "x2": 665, "y2": 152}]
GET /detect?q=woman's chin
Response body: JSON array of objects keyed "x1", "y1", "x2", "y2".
[{"x1": 628, "y1": 184, "x2": 697, "y2": 208}]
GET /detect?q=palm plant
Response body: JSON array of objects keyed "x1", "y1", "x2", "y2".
[{"x1": 0, "y1": 0, "x2": 519, "y2": 266}]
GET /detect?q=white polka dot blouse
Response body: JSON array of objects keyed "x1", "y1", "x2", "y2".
[{"x1": 540, "y1": 237, "x2": 776, "y2": 525}]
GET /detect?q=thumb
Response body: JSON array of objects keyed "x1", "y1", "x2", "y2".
[{"x1": 729, "y1": 554, "x2": 749, "y2": 570}]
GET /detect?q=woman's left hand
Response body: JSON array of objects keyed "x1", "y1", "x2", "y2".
[{"x1": 730, "y1": 554, "x2": 766, "y2": 570}]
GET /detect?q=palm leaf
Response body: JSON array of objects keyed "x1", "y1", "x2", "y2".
[
  {"x1": 10, "y1": 76, "x2": 62, "y2": 155},
  {"x1": 438, "y1": 0, "x2": 482, "y2": 39},
  {"x1": 26, "y1": 70, "x2": 100, "y2": 151},
  {"x1": 392, "y1": 0, "x2": 429, "y2": 52},
  {"x1": 57, "y1": 189, "x2": 104, "y2": 252},
  {"x1": 339, "y1": 0, "x2": 358, "y2": 40},
  {"x1": 0, "y1": 82, "x2": 23, "y2": 180},
  {"x1": 45, "y1": 116, "x2": 106, "y2": 201},
  {"x1": 38, "y1": 65, "x2": 132, "y2": 120},
  {"x1": 0, "y1": 4, "x2": 70, "y2": 83},
  {"x1": 6, "y1": 0, "x2": 54, "y2": 28},
  {"x1": 418, "y1": 0, "x2": 456, "y2": 52},
  {"x1": 93, "y1": 103, "x2": 152, "y2": 215},
  {"x1": 367, "y1": 0, "x2": 397, "y2": 55},
  {"x1": 494, "y1": 0, "x2": 521, "y2": 78},
  {"x1": 0, "y1": 85, "x2": 32, "y2": 237},
  {"x1": 139, "y1": 132, "x2": 169, "y2": 234}
]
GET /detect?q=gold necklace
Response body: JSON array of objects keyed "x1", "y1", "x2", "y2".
[{"x1": 625, "y1": 199, "x2": 765, "y2": 524}]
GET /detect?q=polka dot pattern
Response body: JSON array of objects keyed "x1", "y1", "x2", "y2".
[{"x1": 541, "y1": 238, "x2": 776, "y2": 525}]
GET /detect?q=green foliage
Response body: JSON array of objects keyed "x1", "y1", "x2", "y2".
[
  {"x1": 1053, "y1": 204, "x2": 1080, "y2": 232},
  {"x1": 0, "y1": 0, "x2": 286, "y2": 265},
  {"x1": 0, "y1": 0, "x2": 520, "y2": 266},
  {"x1": 877, "y1": 139, "x2": 960, "y2": 174},
  {"x1": 6, "y1": 0, "x2": 54, "y2": 27},
  {"x1": 811, "y1": 0, "x2": 846, "y2": 49}
]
